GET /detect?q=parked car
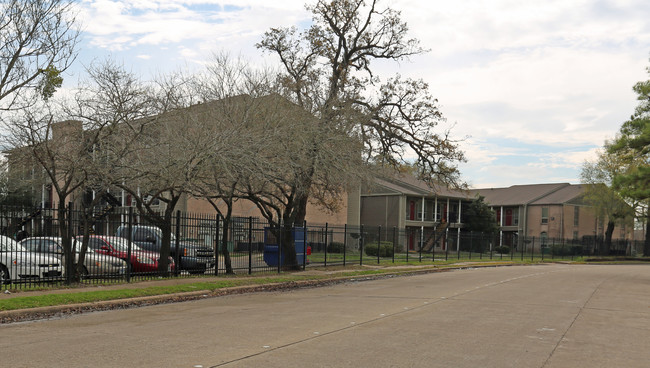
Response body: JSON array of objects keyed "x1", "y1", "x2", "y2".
[
  {"x1": 19, "y1": 237, "x2": 128, "y2": 276},
  {"x1": 0, "y1": 235, "x2": 62, "y2": 284},
  {"x1": 116, "y1": 225, "x2": 214, "y2": 274},
  {"x1": 83, "y1": 235, "x2": 174, "y2": 274}
]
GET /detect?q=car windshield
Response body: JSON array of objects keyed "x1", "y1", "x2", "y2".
[
  {"x1": 72, "y1": 240, "x2": 94, "y2": 254},
  {"x1": 149, "y1": 227, "x2": 176, "y2": 242},
  {"x1": 0, "y1": 235, "x2": 24, "y2": 252},
  {"x1": 108, "y1": 237, "x2": 142, "y2": 252}
]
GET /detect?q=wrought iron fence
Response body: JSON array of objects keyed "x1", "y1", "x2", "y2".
[{"x1": 0, "y1": 204, "x2": 645, "y2": 289}]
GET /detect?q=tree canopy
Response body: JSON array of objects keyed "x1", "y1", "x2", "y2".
[
  {"x1": 0, "y1": 0, "x2": 79, "y2": 110},
  {"x1": 608, "y1": 57, "x2": 650, "y2": 256}
]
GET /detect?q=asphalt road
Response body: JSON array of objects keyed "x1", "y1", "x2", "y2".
[{"x1": 2, "y1": 264, "x2": 649, "y2": 368}]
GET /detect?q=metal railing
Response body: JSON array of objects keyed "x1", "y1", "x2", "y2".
[{"x1": 0, "y1": 204, "x2": 645, "y2": 289}]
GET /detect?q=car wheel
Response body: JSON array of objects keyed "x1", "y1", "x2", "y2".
[
  {"x1": 0, "y1": 264, "x2": 10, "y2": 285},
  {"x1": 80, "y1": 265, "x2": 89, "y2": 276}
]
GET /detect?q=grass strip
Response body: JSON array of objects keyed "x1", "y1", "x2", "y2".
[{"x1": 0, "y1": 270, "x2": 398, "y2": 311}]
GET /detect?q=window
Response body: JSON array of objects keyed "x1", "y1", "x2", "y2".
[
  {"x1": 573, "y1": 231, "x2": 579, "y2": 240},
  {"x1": 21, "y1": 239, "x2": 40, "y2": 252},
  {"x1": 541, "y1": 207, "x2": 549, "y2": 224},
  {"x1": 574, "y1": 206, "x2": 579, "y2": 227},
  {"x1": 513, "y1": 209, "x2": 519, "y2": 226},
  {"x1": 133, "y1": 228, "x2": 153, "y2": 242},
  {"x1": 87, "y1": 238, "x2": 105, "y2": 250}
]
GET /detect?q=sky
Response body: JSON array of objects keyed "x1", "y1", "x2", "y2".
[{"x1": 64, "y1": 0, "x2": 650, "y2": 189}]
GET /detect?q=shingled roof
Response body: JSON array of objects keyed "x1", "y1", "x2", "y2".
[
  {"x1": 365, "y1": 174, "x2": 470, "y2": 199},
  {"x1": 469, "y1": 183, "x2": 585, "y2": 206}
]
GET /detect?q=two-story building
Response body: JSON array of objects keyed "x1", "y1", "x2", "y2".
[
  {"x1": 469, "y1": 183, "x2": 633, "y2": 247},
  {"x1": 348, "y1": 174, "x2": 472, "y2": 251}
]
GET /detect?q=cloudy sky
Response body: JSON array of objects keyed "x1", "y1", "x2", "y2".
[{"x1": 67, "y1": 0, "x2": 650, "y2": 188}]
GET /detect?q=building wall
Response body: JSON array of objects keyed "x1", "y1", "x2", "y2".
[
  {"x1": 183, "y1": 195, "x2": 348, "y2": 225},
  {"x1": 524, "y1": 204, "x2": 630, "y2": 240},
  {"x1": 360, "y1": 195, "x2": 401, "y2": 228}
]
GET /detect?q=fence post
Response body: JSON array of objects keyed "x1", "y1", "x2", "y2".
[
  {"x1": 174, "y1": 211, "x2": 181, "y2": 277},
  {"x1": 531, "y1": 236, "x2": 535, "y2": 262},
  {"x1": 67, "y1": 203, "x2": 73, "y2": 286},
  {"x1": 469, "y1": 231, "x2": 473, "y2": 260},
  {"x1": 324, "y1": 223, "x2": 329, "y2": 267},
  {"x1": 377, "y1": 225, "x2": 381, "y2": 264},
  {"x1": 248, "y1": 216, "x2": 253, "y2": 275},
  {"x1": 343, "y1": 224, "x2": 347, "y2": 266},
  {"x1": 277, "y1": 220, "x2": 282, "y2": 274},
  {"x1": 303, "y1": 221, "x2": 307, "y2": 270},
  {"x1": 418, "y1": 228, "x2": 422, "y2": 262},
  {"x1": 392, "y1": 226, "x2": 396, "y2": 263},
  {"x1": 126, "y1": 206, "x2": 133, "y2": 283},
  {"x1": 490, "y1": 235, "x2": 496, "y2": 260},
  {"x1": 445, "y1": 235, "x2": 449, "y2": 261},
  {"x1": 405, "y1": 228, "x2": 409, "y2": 263},
  {"x1": 215, "y1": 214, "x2": 220, "y2": 276},
  {"x1": 359, "y1": 224, "x2": 364, "y2": 266}
]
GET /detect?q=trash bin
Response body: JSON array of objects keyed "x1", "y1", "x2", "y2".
[
  {"x1": 263, "y1": 227, "x2": 310, "y2": 267},
  {"x1": 263, "y1": 243, "x2": 310, "y2": 267}
]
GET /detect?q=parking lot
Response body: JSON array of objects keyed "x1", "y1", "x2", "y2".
[{"x1": 2, "y1": 264, "x2": 650, "y2": 367}]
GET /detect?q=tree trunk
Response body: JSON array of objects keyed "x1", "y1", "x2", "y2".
[
  {"x1": 604, "y1": 221, "x2": 615, "y2": 256},
  {"x1": 220, "y1": 216, "x2": 234, "y2": 274},
  {"x1": 280, "y1": 221, "x2": 300, "y2": 270},
  {"x1": 58, "y1": 201, "x2": 76, "y2": 285},
  {"x1": 158, "y1": 216, "x2": 172, "y2": 276}
]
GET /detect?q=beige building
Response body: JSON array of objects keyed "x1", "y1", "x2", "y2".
[
  {"x1": 470, "y1": 183, "x2": 633, "y2": 247},
  {"x1": 348, "y1": 175, "x2": 472, "y2": 251}
]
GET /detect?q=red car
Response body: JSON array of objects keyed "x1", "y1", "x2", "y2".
[{"x1": 81, "y1": 235, "x2": 174, "y2": 273}]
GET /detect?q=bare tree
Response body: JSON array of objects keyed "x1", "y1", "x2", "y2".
[
  {"x1": 111, "y1": 74, "x2": 218, "y2": 274},
  {"x1": 0, "y1": 0, "x2": 79, "y2": 110},
  {"x1": 256, "y1": 0, "x2": 465, "y2": 267},
  {"x1": 1, "y1": 59, "x2": 151, "y2": 283}
]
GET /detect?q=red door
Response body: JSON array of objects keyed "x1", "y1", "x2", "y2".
[{"x1": 409, "y1": 201, "x2": 415, "y2": 220}]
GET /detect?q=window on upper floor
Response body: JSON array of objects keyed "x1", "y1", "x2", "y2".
[
  {"x1": 574, "y1": 206, "x2": 579, "y2": 227},
  {"x1": 541, "y1": 207, "x2": 549, "y2": 224}
]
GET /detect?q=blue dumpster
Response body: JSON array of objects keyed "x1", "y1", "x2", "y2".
[{"x1": 263, "y1": 227, "x2": 309, "y2": 266}]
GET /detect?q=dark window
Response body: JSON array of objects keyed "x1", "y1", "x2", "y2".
[
  {"x1": 133, "y1": 228, "x2": 153, "y2": 242},
  {"x1": 87, "y1": 238, "x2": 105, "y2": 250},
  {"x1": 41, "y1": 239, "x2": 61, "y2": 253},
  {"x1": 21, "y1": 239, "x2": 40, "y2": 252}
]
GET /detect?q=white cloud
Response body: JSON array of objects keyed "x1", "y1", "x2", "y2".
[{"x1": 69, "y1": 0, "x2": 650, "y2": 188}]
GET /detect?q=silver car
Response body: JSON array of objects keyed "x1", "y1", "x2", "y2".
[
  {"x1": 0, "y1": 235, "x2": 62, "y2": 284},
  {"x1": 19, "y1": 237, "x2": 127, "y2": 276}
]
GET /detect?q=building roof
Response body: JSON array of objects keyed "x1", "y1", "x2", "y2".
[
  {"x1": 365, "y1": 174, "x2": 470, "y2": 200},
  {"x1": 469, "y1": 183, "x2": 585, "y2": 206}
]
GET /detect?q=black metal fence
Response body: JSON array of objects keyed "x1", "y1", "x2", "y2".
[{"x1": 0, "y1": 204, "x2": 645, "y2": 289}]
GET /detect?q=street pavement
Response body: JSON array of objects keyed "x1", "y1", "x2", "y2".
[{"x1": 1, "y1": 264, "x2": 649, "y2": 367}]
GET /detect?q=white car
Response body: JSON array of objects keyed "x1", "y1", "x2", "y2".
[
  {"x1": 19, "y1": 237, "x2": 128, "y2": 276},
  {"x1": 0, "y1": 235, "x2": 63, "y2": 284}
]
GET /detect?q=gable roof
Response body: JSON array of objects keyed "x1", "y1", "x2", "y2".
[
  {"x1": 365, "y1": 174, "x2": 470, "y2": 200},
  {"x1": 469, "y1": 183, "x2": 585, "y2": 206}
]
